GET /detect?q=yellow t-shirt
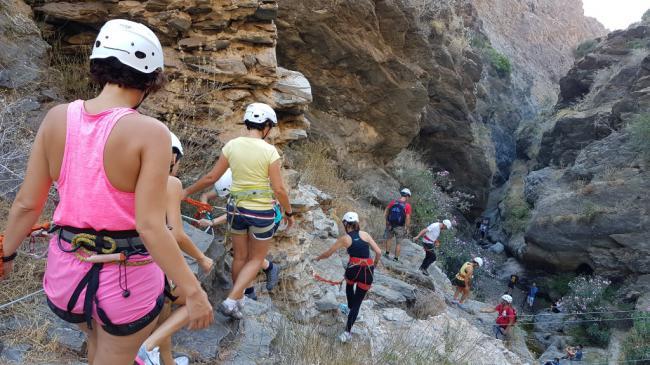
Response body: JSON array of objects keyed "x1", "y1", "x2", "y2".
[{"x1": 222, "y1": 137, "x2": 280, "y2": 210}]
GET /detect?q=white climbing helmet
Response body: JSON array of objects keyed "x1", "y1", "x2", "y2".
[
  {"x1": 400, "y1": 188, "x2": 412, "y2": 197},
  {"x1": 342, "y1": 212, "x2": 359, "y2": 223},
  {"x1": 214, "y1": 169, "x2": 233, "y2": 198},
  {"x1": 90, "y1": 19, "x2": 164, "y2": 74},
  {"x1": 243, "y1": 103, "x2": 277, "y2": 125},
  {"x1": 501, "y1": 294, "x2": 513, "y2": 304},
  {"x1": 473, "y1": 257, "x2": 484, "y2": 267},
  {"x1": 443, "y1": 219, "x2": 452, "y2": 230},
  {"x1": 170, "y1": 132, "x2": 183, "y2": 157}
]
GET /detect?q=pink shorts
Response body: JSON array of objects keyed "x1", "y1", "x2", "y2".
[{"x1": 43, "y1": 235, "x2": 165, "y2": 336}]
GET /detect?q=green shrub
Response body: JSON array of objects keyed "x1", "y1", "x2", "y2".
[
  {"x1": 562, "y1": 275, "x2": 613, "y2": 347},
  {"x1": 628, "y1": 113, "x2": 650, "y2": 159},
  {"x1": 574, "y1": 39, "x2": 598, "y2": 59},
  {"x1": 503, "y1": 193, "x2": 530, "y2": 234},
  {"x1": 627, "y1": 39, "x2": 650, "y2": 49},
  {"x1": 470, "y1": 34, "x2": 489, "y2": 49},
  {"x1": 581, "y1": 202, "x2": 602, "y2": 223},
  {"x1": 623, "y1": 312, "x2": 650, "y2": 362},
  {"x1": 486, "y1": 47, "x2": 511, "y2": 78},
  {"x1": 545, "y1": 273, "x2": 577, "y2": 298}
]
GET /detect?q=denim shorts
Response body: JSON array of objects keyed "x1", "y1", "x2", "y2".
[{"x1": 227, "y1": 205, "x2": 277, "y2": 240}]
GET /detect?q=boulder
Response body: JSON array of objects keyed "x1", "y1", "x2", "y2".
[
  {"x1": 272, "y1": 67, "x2": 312, "y2": 110},
  {"x1": 488, "y1": 242, "x2": 505, "y2": 254}
]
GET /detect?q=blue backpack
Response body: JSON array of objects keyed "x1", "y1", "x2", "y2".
[{"x1": 387, "y1": 200, "x2": 406, "y2": 226}]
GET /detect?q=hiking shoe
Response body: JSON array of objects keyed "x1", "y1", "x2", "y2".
[
  {"x1": 383, "y1": 252, "x2": 390, "y2": 258},
  {"x1": 265, "y1": 264, "x2": 280, "y2": 291},
  {"x1": 135, "y1": 344, "x2": 161, "y2": 365},
  {"x1": 218, "y1": 301, "x2": 243, "y2": 320},
  {"x1": 338, "y1": 331, "x2": 352, "y2": 343},
  {"x1": 457, "y1": 303, "x2": 470, "y2": 311},
  {"x1": 393, "y1": 256, "x2": 399, "y2": 262},
  {"x1": 420, "y1": 268, "x2": 430, "y2": 276},
  {"x1": 174, "y1": 355, "x2": 190, "y2": 365},
  {"x1": 338, "y1": 303, "x2": 350, "y2": 315},
  {"x1": 451, "y1": 299, "x2": 459, "y2": 305}
]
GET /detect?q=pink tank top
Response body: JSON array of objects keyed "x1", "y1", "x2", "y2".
[{"x1": 53, "y1": 100, "x2": 137, "y2": 231}]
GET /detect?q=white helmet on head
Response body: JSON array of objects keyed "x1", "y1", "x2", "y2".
[
  {"x1": 170, "y1": 132, "x2": 183, "y2": 157},
  {"x1": 90, "y1": 19, "x2": 164, "y2": 74},
  {"x1": 214, "y1": 169, "x2": 233, "y2": 198},
  {"x1": 243, "y1": 103, "x2": 277, "y2": 125},
  {"x1": 501, "y1": 294, "x2": 513, "y2": 303},
  {"x1": 443, "y1": 219, "x2": 452, "y2": 230},
  {"x1": 473, "y1": 257, "x2": 484, "y2": 267},
  {"x1": 342, "y1": 212, "x2": 359, "y2": 223},
  {"x1": 400, "y1": 188, "x2": 412, "y2": 197}
]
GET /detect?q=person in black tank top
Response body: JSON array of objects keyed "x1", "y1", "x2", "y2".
[{"x1": 314, "y1": 212, "x2": 382, "y2": 343}]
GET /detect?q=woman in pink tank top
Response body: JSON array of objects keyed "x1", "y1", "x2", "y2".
[{"x1": 1, "y1": 20, "x2": 212, "y2": 365}]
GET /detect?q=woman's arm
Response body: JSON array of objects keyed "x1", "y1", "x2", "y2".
[
  {"x1": 166, "y1": 177, "x2": 213, "y2": 273},
  {"x1": 269, "y1": 160, "x2": 294, "y2": 228},
  {"x1": 134, "y1": 121, "x2": 212, "y2": 329},
  {"x1": 184, "y1": 155, "x2": 229, "y2": 197},
  {"x1": 3, "y1": 106, "x2": 63, "y2": 274},
  {"x1": 413, "y1": 228, "x2": 427, "y2": 240},
  {"x1": 314, "y1": 237, "x2": 346, "y2": 261},
  {"x1": 362, "y1": 232, "x2": 382, "y2": 266},
  {"x1": 200, "y1": 190, "x2": 218, "y2": 204}
]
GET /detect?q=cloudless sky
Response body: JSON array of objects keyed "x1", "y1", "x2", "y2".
[{"x1": 583, "y1": 0, "x2": 649, "y2": 30}]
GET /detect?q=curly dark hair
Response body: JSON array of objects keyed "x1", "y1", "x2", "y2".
[{"x1": 89, "y1": 57, "x2": 166, "y2": 92}]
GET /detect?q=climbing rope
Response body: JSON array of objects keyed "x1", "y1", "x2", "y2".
[
  {"x1": 0, "y1": 289, "x2": 45, "y2": 310},
  {"x1": 517, "y1": 308, "x2": 647, "y2": 318},
  {"x1": 0, "y1": 222, "x2": 52, "y2": 278}
]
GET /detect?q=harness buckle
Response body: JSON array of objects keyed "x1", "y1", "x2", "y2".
[{"x1": 71, "y1": 234, "x2": 117, "y2": 254}]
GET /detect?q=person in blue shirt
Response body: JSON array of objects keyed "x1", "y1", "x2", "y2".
[{"x1": 527, "y1": 282, "x2": 539, "y2": 308}]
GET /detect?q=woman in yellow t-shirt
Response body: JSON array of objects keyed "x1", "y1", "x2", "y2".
[{"x1": 184, "y1": 103, "x2": 294, "y2": 319}]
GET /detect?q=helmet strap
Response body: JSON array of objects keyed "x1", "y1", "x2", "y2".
[
  {"x1": 262, "y1": 122, "x2": 273, "y2": 139},
  {"x1": 133, "y1": 89, "x2": 151, "y2": 110}
]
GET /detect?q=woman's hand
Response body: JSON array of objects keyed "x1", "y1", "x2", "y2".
[
  {"x1": 184, "y1": 287, "x2": 214, "y2": 330},
  {"x1": 198, "y1": 219, "x2": 212, "y2": 228},
  {"x1": 199, "y1": 256, "x2": 214, "y2": 274}
]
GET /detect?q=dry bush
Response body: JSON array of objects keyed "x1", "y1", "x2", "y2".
[
  {"x1": 580, "y1": 183, "x2": 596, "y2": 195},
  {"x1": 272, "y1": 321, "x2": 371, "y2": 364},
  {"x1": 292, "y1": 140, "x2": 347, "y2": 198},
  {"x1": 47, "y1": 40, "x2": 98, "y2": 100},
  {"x1": 409, "y1": 289, "x2": 445, "y2": 319}
]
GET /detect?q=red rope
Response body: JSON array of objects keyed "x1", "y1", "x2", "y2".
[
  {"x1": 183, "y1": 198, "x2": 213, "y2": 213},
  {"x1": 312, "y1": 272, "x2": 344, "y2": 286}
]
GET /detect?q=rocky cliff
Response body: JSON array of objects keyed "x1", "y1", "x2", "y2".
[
  {"x1": 276, "y1": 0, "x2": 604, "y2": 212},
  {"x1": 514, "y1": 19, "x2": 650, "y2": 278}
]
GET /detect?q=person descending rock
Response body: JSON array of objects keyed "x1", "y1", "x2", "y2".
[
  {"x1": 314, "y1": 212, "x2": 382, "y2": 343},
  {"x1": 383, "y1": 188, "x2": 412, "y2": 261},
  {"x1": 184, "y1": 102, "x2": 294, "y2": 319},
  {"x1": 413, "y1": 219, "x2": 452, "y2": 276},
  {"x1": 452, "y1": 257, "x2": 483, "y2": 305},
  {"x1": 507, "y1": 273, "x2": 519, "y2": 295},
  {"x1": 136, "y1": 132, "x2": 215, "y2": 365},
  {"x1": 526, "y1": 282, "x2": 538, "y2": 308},
  {"x1": 198, "y1": 169, "x2": 281, "y2": 298},
  {"x1": 480, "y1": 294, "x2": 517, "y2": 340},
  {"x1": 1, "y1": 19, "x2": 213, "y2": 364}
]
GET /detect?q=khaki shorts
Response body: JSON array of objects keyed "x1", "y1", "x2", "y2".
[{"x1": 384, "y1": 226, "x2": 407, "y2": 240}]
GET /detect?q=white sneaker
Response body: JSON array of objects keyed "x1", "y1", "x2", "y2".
[
  {"x1": 219, "y1": 300, "x2": 243, "y2": 320},
  {"x1": 174, "y1": 355, "x2": 190, "y2": 365},
  {"x1": 338, "y1": 331, "x2": 352, "y2": 343},
  {"x1": 136, "y1": 344, "x2": 161, "y2": 365}
]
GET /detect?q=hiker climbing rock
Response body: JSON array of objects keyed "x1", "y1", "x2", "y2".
[
  {"x1": 197, "y1": 168, "x2": 282, "y2": 298},
  {"x1": 452, "y1": 257, "x2": 483, "y2": 306},
  {"x1": 413, "y1": 219, "x2": 452, "y2": 276},
  {"x1": 1, "y1": 19, "x2": 212, "y2": 364},
  {"x1": 507, "y1": 273, "x2": 519, "y2": 295},
  {"x1": 314, "y1": 212, "x2": 382, "y2": 343},
  {"x1": 480, "y1": 294, "x2": 517, "y2": 340},
  {"x1": 383, "y1": 188, "x2": 412, "y2": 261},
  {"x1": 136, "y1": 132, "x2": 215, "y2": 365},
  {"x1": 184, "y1": 102, "x2": 294, "y2": 320},
  {"x1": 526, "y1": 282, "x2": 538, "y2": 308}
]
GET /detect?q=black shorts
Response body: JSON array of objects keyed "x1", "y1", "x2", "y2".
[
  {"x1": 452, "y1": 277, "x2": 466, "y2": 288},
  {"x1": 345, "y1": 264, "x2": 374, "y2": 290}
]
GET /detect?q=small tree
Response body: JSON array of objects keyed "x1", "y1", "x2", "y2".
[{"x1": 562, "y1": 275, "x2": 612, "y2": 346}]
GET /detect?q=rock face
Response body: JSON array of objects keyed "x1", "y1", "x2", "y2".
[
  {"x1": 517, "y1": 20, "x2": 650, "y2": 277},
  {"x1": 28, "y1": 0, "x2": 311, "y2": 150},
  {"x1": 277, "y1": 0, "x2": 604, "y2": 213}
]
